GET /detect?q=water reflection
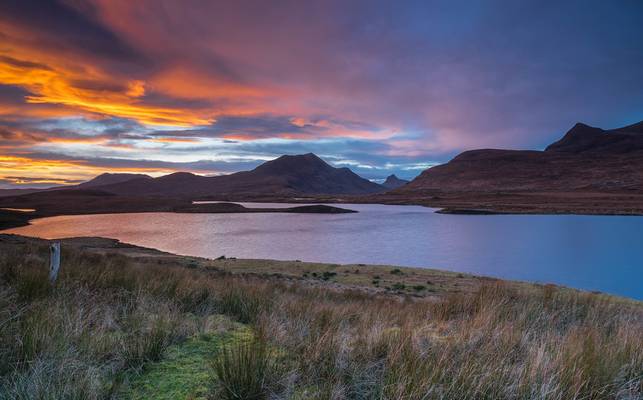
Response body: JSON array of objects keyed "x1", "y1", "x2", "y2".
[{"x1": 5, "y1": 203, "x2": 643, "y2": 299}]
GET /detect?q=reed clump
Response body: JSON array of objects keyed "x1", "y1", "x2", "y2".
[{"x1": 211, "y1": 338, "x2": 273, "y2": 400}]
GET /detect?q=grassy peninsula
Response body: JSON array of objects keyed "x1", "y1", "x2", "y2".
[{"x1": 1, "y1": 235, "x2": 641, "y2": 399}]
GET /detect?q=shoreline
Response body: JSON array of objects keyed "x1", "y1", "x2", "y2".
[
  {"x1": 363, "y1": 190, "x2": 643, "y2": 216},
  {"x1": 4, "y1": 186, "x2": 643, "y2": 226},
  {"x1": 2, "y1": 233, "x2": 639, "y2": 303},
  {"x1": 0, "y1": 202, "x2": 356, "y2": 230}
]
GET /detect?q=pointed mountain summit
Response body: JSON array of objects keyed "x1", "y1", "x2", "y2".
[
  {"x1": 545, "y1": 123, "x2": 605, "y2": 153},
  {"x1": 245, "y1": 153, "x2": 384, "y2": 194},
  {"x1": 252, "y1": 153, "x2": 330, "y2": 175},
  {"x1": 382, "y1": 174, "x2": 409, "y2": 190},
  {"x1": 546, "y1": 121, "x2": 643, "y2": 154}
]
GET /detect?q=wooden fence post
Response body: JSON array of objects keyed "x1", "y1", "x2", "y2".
[{"x1": 49, "y1": 242, "x2": 61, "y2": 284}]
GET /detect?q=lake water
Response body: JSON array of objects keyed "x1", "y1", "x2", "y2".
[{"x1": 4, "y1": 203, "x2": 643, "y2": 300}]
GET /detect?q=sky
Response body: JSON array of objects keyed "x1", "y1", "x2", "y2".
[{"x1": 1, "y1": 0, "x2": 643, "y2": 188}]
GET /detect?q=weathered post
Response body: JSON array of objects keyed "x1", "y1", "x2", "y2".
[{"x1": 49, "y1": 242, "x2": 61, "y2": 284}]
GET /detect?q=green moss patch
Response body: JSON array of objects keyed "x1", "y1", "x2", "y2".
[{"x1": 121, "y1": 322, "x2": 252, "y2": 400}]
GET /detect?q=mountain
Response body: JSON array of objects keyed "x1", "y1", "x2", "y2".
[
  {"x1": 393, "y1": 121, "x2": 643, "y2": 194},
  {"x1": 76, "y1": 173, "x2": 152, "y2": 188},
  {"x1": 0, "y1": 174, "x2": 151, "y2": 198},
  {"x1": 545, "y1": 122, "x2": 643, "y2": 154},
  {"x1": 381, "y1": 121, "x2": 643, "y2": 214},
  {"x1": 0, "y1": 188, "x2": 47, "y2": 198},
  {"x1": 92, "y1": 153, "x2": 384, "y2": 198},
  {"x1": 245, "y1": 153, "x2": 384, "y2": 195},
  {"x1": 382, "y1": 174, "x2": 409, "y2": 190}
]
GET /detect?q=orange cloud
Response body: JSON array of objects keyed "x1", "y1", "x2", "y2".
[
  {"x1": 0, "y1": 155, "x2": 173, "y2": 187},
  {"x1": 0, "y1": 55, "x2": 212, "y2": 127},
  {"x1": 151, "y1": 66, "x2": 265, "y2": 101}
]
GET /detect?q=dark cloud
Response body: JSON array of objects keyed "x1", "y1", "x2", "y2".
[
  {"x1": 20, "y1": 150, "x2": 263, "y2": 175},
  {"x1": 0, "y1": 85, "x2": 30, "y2": 104},
  {"x1": 0, "y1": 56, "x2": 52, "y2": 71},
  {"x1": 0, "y1": 0, "x2": 141, "y2": 62},
  {"x1": 148, "y1": 115, "x2": 385, "y2": 141}
]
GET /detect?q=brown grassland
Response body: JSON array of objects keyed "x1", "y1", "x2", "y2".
[{"x1": 0, "y1": 235, "x2": 641, "y2": 399}]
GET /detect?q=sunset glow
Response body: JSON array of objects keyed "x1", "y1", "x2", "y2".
[{"x1": 1, "y1": 1, "x2": 643, "y2": 188}]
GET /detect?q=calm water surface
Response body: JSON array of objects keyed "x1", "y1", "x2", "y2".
[{"x1": 5, "y1": 203, "x2": 643, "y2": 299}]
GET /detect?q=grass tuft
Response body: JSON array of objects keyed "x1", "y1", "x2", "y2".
[
  {"x1": 210, "y1": 338, "x2": 272, "y2": 400},
  {"x1": 218, "y1": 287, "x2": 266, "y2": 324}
]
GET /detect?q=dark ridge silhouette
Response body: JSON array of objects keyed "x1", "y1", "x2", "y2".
[
  {"x1": 0, "y1": 188, "x2": 45, "y2": 198},
  {"x1": 545, "y1": 122, "x2": 643, "y2": 154},
  {"x1": 382, "y1": 174, "x2": 409, "y2": 190},
  {"x1": 544, "y1": 123, "x2": 606, "y2": 153},
  {"x1": 361, "y1": 121, "x2": 643, "y2": 214},
  {"x1": 393, "y1": 120, "x2": 643, "y2": 194},
  {"x1": 93, "y1": 153, "x2": 384, "y2": 197},
  {"x1": 76, "y1": 173, "x2": 153, "y2": 188},
  {"x1": 0, "y1": 173, "x2": 151, "y2": 197}
]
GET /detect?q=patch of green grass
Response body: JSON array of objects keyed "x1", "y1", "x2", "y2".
[{"x1": 122, "y1": 326, "x2": 252, "y2": 400}]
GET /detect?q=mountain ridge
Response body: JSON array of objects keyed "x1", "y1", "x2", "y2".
[
  {"x1": 72, "y1": 153, "x2": 385, "y2": 198},
  {"x1": 400, "y1": 120, "x2": 643, "y2": 193},
  {"x1": 76, "y1": 173, "x2": 153, "y2": 188}
]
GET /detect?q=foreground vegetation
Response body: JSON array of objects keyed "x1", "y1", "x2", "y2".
[{"x1": 0, "y1": 237, "x2": 641, "y2": 399}]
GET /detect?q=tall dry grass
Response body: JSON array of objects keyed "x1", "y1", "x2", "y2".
[
  {"x1": 0, "y1": 241, "x2": 641, "y2": 399},
  {"x1": 255, "y1": 282, "x2": 643, "y2": 399}
]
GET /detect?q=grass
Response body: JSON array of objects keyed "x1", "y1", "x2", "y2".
[
  {"x1": 122, "y1": 321, "x2": 250, "y2": 400},
  {"x1": 0, "y1": 237, "x2": 642, "y2": 399},
  {"x1": 218, "y1": 286, "x2": 268, "y2": 324},
  {"x1": 206, "y1": 256, "x2": 484, "y2": 296},
  {"x1": 211, "y1": 338, "x2": 273, "y2": 400}
]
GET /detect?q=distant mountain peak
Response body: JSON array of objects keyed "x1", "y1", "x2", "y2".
[
  {"x1": 382, "y1": 174, "x2": 410, "y2": 190},
  {"x1": 572, "y1": 122, "x2": 594, "y2": 129},
  {"x1": 545, "y1": 122, "x2": 605, "y2": 153},
  {"x1": 253, "y1": 153, "x2": 331, "y2": 175},
  {"x1": 278, "y1": 153, "x2": 324, "y2": 162},
  {"x1": 162, "y1": 172, "x2": 198, "y2": 179}
]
